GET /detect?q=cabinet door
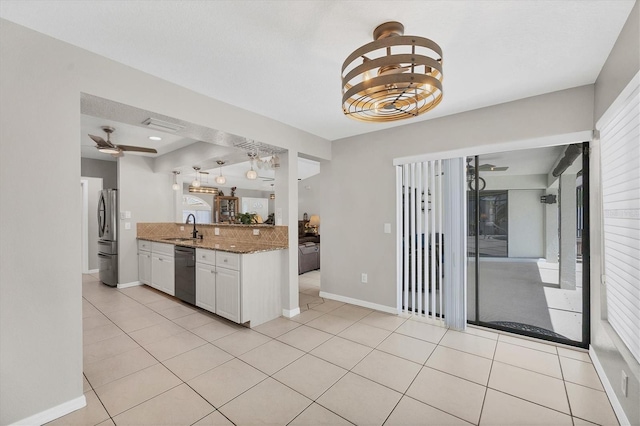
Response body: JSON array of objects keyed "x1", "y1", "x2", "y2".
[
  {"x1": 138, "y1": 251, "x2": 151, "y2": 285},
  {"x1": 151, "y1": 255, "x2": 175, "y2": 296},
  {"x1": 216, "y1": 267, "x2": 241, "y2": 323},
  {"x1": 196, "y1": 263, "x2": 216, "y2": 312}
]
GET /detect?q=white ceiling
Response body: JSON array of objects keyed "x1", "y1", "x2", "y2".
[
  {"x1": 82, "y1": 111, "x2": 321, "y2": 191},
  {"x1": 0, "y1": 1, "x2": 635, "y2": 141}
]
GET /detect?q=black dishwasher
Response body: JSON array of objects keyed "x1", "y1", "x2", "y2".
[{"x1": 174, "y1": 246, "x2": 196, "y2": 305}]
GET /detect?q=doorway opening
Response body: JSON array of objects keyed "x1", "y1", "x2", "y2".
[{"x1": 467, "y1": 143, "x2": 590, "y2": 348}]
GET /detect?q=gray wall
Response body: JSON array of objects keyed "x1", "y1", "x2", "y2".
[
  {"x1": 0, "y1": 18, "x2": 330, "y2": 425},
  {"x1": 81, "y1": 157, "x2": 117, "y2": 189},
  {"x1": 507, "y1": 190, "x2": 544, "y2": 258},
  {"x1": 298, "y1": 173, "x2": 322, "y2": 221},
  {"x1": 118, "y1": 156, "x2": 174, "y2": 285},
  {"x1": 322, "y1": 86, "x2": 594, "y2": 308},
  {"x1": 591, "y1": 2, "x2": 640, "y2": 424}
]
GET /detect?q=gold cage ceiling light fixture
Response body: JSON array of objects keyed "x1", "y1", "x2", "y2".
[{"x1": 341, "y1": 21, "x2": 443, "y2": 122}]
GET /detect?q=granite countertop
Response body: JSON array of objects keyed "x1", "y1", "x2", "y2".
[{"x1": 137, "y1": 236, "x2": 287, "y2": 254}]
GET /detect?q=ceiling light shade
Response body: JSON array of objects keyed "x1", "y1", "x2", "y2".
[
  {"x1": 172, "y1": 170, "x2": 180, "y2": 191},
  {"x1": 341, "y1": 21, "x2": 443, "y2": 122},
  {"x1": 215, "y1": 160, "x2": 226, "y2": 184},
  {"x1": 191, "y1": 166, "x2": 201, "y2": 187},
  {"x1": 97, "y1": 147, "x2": 121, "y2": 154},
  {"x1": 246, "y1": 152, "x2": 258, "y2": 180}
]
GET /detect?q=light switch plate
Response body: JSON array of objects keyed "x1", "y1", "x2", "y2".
[
  {"x1": 124, "y1": 222, "x2": 131, "y2": 230},
  {"x1": 384, "y1": 223, "x2": 391, "y2": 233},
  {"x1": 214, "y1": 228, "x2": 220, "y2": 235},
  {"x1": 125, "y1": 211, "x2": 131, "y2": 219}
]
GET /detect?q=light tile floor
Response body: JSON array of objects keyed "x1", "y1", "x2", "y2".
[{"x1": 50, "y1": 271, "x2": 619, "y2": 425}]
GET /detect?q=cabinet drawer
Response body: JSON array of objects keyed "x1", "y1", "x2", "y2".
[
  {"x1": 196, "y1": 248, "x2": 216, "y2": 266},
  {"x1": 216, "y1": 251, "x2": 240, "y2": 270},
  {"x1": 151, "y1": 242, "x2": 174, "y2": 257},
  {"x1": 138, "y1": 239, "x2": 151, "y2": 252}
]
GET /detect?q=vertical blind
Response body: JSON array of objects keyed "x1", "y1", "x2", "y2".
[
  {"x1": 397, "y1": 158, "x2": 467, "y2": 328},
  {"x1": 600, "y1": 80, "x2": 640, "y2": 363}
]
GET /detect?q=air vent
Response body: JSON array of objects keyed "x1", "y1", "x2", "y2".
[{"x1": 142, "y1": 118, "x2": 185, "y2": 133}]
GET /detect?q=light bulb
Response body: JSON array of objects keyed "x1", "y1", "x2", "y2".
[
  {"x1": 172, "y1": 183, "x2": 180, "y2": 191},
  {"x1": 246, "y1": 169, "x2": 257, "y2": 180},
  {"x1": 191, "y1": 179, "x2": 200, "y2": 187},
  {"x1": 215, "y1": 175, "x2": 226, "y2": 185}
]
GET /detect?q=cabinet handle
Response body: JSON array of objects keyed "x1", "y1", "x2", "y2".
[{"x1": 223, "y1": 259, "x2": 228, "y2": 263}]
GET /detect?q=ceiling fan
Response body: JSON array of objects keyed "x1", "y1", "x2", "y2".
[
  {"x1": 466, "y1": 158, "x2": 509, "y2": 173},
  {"x1": 477, "y1": 163, "x2": 509, "y2": 172},
  {"x1": 89, "y1": 126, "x2": 158, "y2": 157}
]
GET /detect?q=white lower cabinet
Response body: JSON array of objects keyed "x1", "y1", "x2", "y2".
[
  {"x1": 215, "y1": 266, "x2": 241, "y2": 323},
  {"x1": 150, "y1": 242, "x2": 175, "y2": 296},
  {"x1": 195, "y1": 262, "x2": 216, "y2": 312},
  {"x1": 138, "y1": 251, "x2": 151, "y2": 285},
  {"x1": 151, "y1": 254, "x2": 175, "y2": 295},
  {"x1": 138, "y1": 242, "x2": 283, "y2": 327}
]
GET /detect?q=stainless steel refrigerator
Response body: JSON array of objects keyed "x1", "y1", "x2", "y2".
[{"x1": 98, "y1": 189, "x2": 118, "y2": 287}]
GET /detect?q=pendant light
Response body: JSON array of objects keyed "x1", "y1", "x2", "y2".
[
  {"x1": 246, "y1": 153, "x2": 258, "y2": 180},
  {"x1": 215, "y1": 160, "x2": 227, "y2": 185},
  {"x1": 191, "y1": 166, "x2": 201, "y2": 188},
  {"x1": 171, "y1": 171, "x2": 180, "y2": 191}
]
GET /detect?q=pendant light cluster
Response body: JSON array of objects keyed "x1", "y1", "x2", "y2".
[
  {"x1": 188, "y1": 166, "x2": 217, "y2": 194},
  {"x1": 341, "y1": 21, "x2": 443, "y2": 122}
]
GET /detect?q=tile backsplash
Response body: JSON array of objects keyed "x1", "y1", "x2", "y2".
[{"x1": 137, "y1": 223, "x2": 288, "y2": 247}]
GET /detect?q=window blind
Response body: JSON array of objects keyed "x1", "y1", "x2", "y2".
[{"x1": 600, "y1": 81, "x2": 640, "y2": 363}]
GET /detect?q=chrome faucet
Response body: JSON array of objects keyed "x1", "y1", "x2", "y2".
[{"x1": 185, "y1": 214, "x2": 198, "y2": 239}]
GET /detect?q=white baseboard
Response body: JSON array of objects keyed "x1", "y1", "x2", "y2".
[
  {"x1": 10, "y1": 394, "x2": 86, "y2": 426},
  {"x1": 282, "y1": 307, "x2": 301, "y2": 318},
  {"x1": 117, "y1": 280, "x2": 142, "y2": 289},
  {"x1": 319, "y1": 291, "x2": 397, "y2": 314},
  {"x1": 87, "y1": 269, "x2": 99, "y2": 274},
  {"x1": 590, "y1": 346, "x2": 630, "y2": 426}
]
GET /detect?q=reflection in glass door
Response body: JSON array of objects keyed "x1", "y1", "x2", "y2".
[{"x1": 466, "y1": 144, "x2": 590, "y2": 348}]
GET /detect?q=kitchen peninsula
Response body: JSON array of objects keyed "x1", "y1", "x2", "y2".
[{"x1": 137, "y1": 222, "x2": 288, "y2": 327}]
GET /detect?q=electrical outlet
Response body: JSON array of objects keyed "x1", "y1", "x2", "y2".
[
  {"x1": 361, "y1": 273, "x2": 368, "y2": 283},
  {"x1": 180, "y1": 226, "x2": 184, "y2": 231},
  {"x1": 621, "y1": 370, "x2": 628, "y2": 397},
  {"x1": 214, "y1": 227, "x2": 220, "y2": 236},
  {"x1": 124, "y1": 222, "x2": 131, "y2": 230},
  {"x1": 253, "y1": 229, "x2": 260, "y2": 236}
]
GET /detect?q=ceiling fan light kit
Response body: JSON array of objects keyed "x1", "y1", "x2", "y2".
[{"x1": 341, "y1": 21, "x2": 443, "y2": 122}]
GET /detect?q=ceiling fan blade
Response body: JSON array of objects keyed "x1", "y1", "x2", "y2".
[
  {"x1": 111, "y1": 151, "x2": 124, "y2": 158},
  {"x1": 116, "y1": 145, "x2": 158, "y2": 154},
  {"x1": 89, "y1": 134, "x2": 112, "y2": 148}
]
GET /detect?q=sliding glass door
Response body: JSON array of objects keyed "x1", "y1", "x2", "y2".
[{"x1": 467, "y1": 144, "x2": 590, "y2": 348}]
